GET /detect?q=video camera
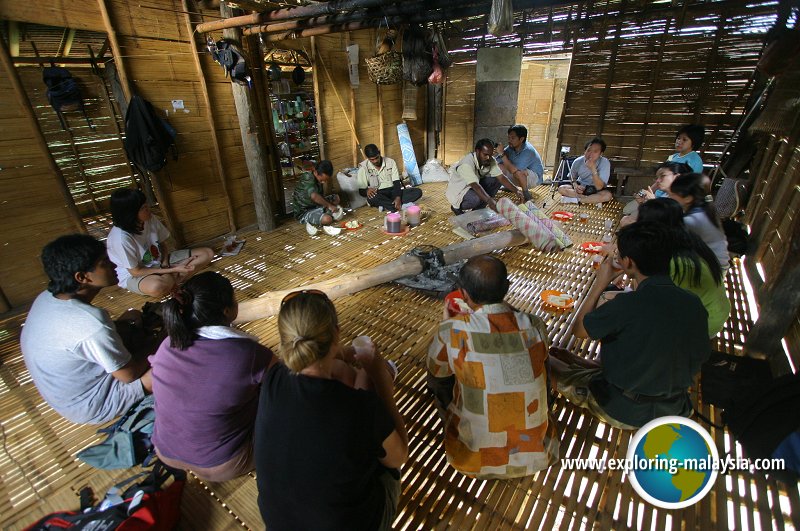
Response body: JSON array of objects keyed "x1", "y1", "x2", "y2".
[{"x1": 560, "y1": 145, "x2": 571, "y2": 158}]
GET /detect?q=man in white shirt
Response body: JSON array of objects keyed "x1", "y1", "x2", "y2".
[
  {"x1": 357, "y1": 144, "x2": 422, "y2": 212},
  {"x1": 446, "y1": 139, "x2": 523, "y2": 215},
  {"x1": 21, "y1": 234, "x2": 153, "y2": 424}
]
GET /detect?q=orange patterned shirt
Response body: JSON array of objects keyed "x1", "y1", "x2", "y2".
[{"x1": 427, "y1": 303, "x2": 559, "y2": 479}]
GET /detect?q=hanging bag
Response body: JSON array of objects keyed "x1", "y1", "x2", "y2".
[
  {"x1": 488, "y1": 0, "x2": 514, "y2": 37},
  {"x1": 366, "y1": 27, "x2": 403, "y2": 85}
]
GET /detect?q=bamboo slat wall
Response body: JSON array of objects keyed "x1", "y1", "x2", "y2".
[
  {"x1": 442, "y1": 64, "x2": 476, "y2": 165},
  {"x1": 0, "y1": 69, "x2": 79, "y2": 309},
  {"x1": 312, "y1": 30, "x2": 427, "y2": 176},
  {"x1": 557, "y1": 2, "x2": 773, "y2": 169},
  {"x1": 17, "y1": 68, "x2": 134, "y2": 217}
]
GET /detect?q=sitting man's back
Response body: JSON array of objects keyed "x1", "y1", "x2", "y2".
[
  {"x1": 21, "y1": 234, "x2": 151, "y2": 424},
  {"x1": 427, "y1": 255, "x2": 559, "y2": 479}
]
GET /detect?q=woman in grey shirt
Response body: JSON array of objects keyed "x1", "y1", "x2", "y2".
[{"x1": 669, "y1": 172, "x2": 730, "y2": 271}]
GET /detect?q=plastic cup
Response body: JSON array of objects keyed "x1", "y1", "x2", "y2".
[
  {"x1": 579, "y1": 213, "x2": 588, "y2": 223},
  {"x1": 592, "y1": 254, "x2": 603, "y2": 269},
  {"x1": 604, "y1": 219, "x2": 613, "y2": 230},
  {"x1": 352, "y1": 335, "x2": 375, "y2": 356}
]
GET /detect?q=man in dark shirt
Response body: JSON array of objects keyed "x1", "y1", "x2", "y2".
[
  {"x1": 292, "y1": 159, "x2": 341, "y2": 232},
  {"x1": 549, "y1": 222, "x2": 710, "y2": 429}
]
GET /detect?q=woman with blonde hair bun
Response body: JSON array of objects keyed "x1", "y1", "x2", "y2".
[{"x1": 254, "y1": 289, "x2": 408, "y2": 531}]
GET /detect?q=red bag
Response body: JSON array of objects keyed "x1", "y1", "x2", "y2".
[
  {"x1": 24, "y1": 463, "x2": 185, "y2": 531},
  {"x1": 428, "y1": 48, "x2": 444, "y2": 85}
]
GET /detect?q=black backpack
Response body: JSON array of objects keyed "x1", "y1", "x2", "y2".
[
  {"x1": 42, "y1": 67, "x2": 92, "y2": 130},
  {"x1": 124, "y1": 95, "x2": 177, "y2": 173}
]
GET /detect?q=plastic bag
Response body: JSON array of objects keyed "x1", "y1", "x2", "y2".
[
  {"x1": 428, "y1": 48, "x2": 443, "y2": 84},
  {"x1": 488, "y1": 0, "x2": 514, "y2": 37},
  {"x1": 421, "y1": 159, "x2": 450, "y2": 183}
]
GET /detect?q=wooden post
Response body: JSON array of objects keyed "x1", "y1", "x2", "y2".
[
  {"x1": 377, "y1": 84, "x2": 385, "y2": 153},
  {"x1": 311, "y1": 36, "x2": 327, "y2": 160},
  {"x1": 97, "y1": 0, "x2": 132, "y2": 102},
  {"x1": 347, "y1": 32, "x2": 359, "y2": 166},
  {"x1": 222, "y1": 2, "x2": 275, "y2": 232},
  {"x1": 183, "y1": 0, "x2": 237, "y2": 233},
  {"x1": 0, "y1": 36, "x2": 85, "y2": 234}
]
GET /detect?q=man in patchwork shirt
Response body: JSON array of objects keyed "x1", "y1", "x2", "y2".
[
  {"x1": 357, "y1": 144, "x2": 422, "y2": 212},
  {"x1": 426, "y1": 255, "x2": 559, "y2": 479}
]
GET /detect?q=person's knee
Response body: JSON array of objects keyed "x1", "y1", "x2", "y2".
[
  {"x1": 141, "y1": 275, "x2": 175, "y2": 298},
  {"x1": 193, "y1": 247, "x2": 214, "y2": 265},
  {"x1": 597, "y1": 190, "x2": 613, "y2": 202}
]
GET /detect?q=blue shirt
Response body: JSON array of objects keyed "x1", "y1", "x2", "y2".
[
  {"x1": 569, "y1": 156, "x2": 611, "y2": 187},
  {"x1": 668, "y1": 151, "x2": 703, "y2": 174},
  {"x1": 503, "y1": 141, "x2": 543, "y2": 180}
]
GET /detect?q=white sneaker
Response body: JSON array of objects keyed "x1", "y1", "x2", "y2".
[
  {"x1": 561, "y1": 196, "x2": 579, "y2": 204},
  {"x1": 306, "y1": 223, "x2": 319, "y2": 235}
]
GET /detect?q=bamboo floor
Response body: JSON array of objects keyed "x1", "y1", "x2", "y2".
[{"x1": 1, "y1": 182, "x2": 798, "y2": 530}]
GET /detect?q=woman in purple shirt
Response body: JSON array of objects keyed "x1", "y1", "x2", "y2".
[{"x1": 149, "y1": 271, "x2": 274, "y2": 481}]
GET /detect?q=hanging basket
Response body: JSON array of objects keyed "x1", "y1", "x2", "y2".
[{"x1": 365, "y1": 51, "x2": 403, "y2": 85}]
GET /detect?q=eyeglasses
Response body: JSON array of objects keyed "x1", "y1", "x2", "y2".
[{"x1": 280, "y1": 289, "x2": 329, "y2": 307}]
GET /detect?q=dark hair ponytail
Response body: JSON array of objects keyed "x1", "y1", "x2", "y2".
[
  {"x1": 669, "y1": 172, "x2": 721, "y2": 229},
  {"x1": 637, "y1": 198, "x2": 723, "y2": 287},
  {"x1": 162, "y1": 271, "x2": 236, "y2": 350}
]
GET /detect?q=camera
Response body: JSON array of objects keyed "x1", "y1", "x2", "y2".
[{"x1": 560, "y1": 146, "x2": 571, "y2": 158}]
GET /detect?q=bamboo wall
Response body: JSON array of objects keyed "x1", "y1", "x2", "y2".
[
  {"x1": 441, "y1": 64, "x2": 476, "y2": 166},
  {"x1": 313, "y1": 30, "x2": 427, "y2": 176},
  {"x1": 557, "y1": 3, "x2": 771, "y2": 169}
]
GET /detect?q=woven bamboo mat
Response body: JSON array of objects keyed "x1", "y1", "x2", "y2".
[{"x1": 2, "y1": 182, "x2": 798, "y2": 530}]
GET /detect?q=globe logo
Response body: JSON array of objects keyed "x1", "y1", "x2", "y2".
[{"x1": 626, "y1": 416, "x2": 719, "y2": 509}]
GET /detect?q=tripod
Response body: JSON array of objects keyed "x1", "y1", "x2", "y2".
[{"x1": 550, "y1": 153, "x2": 575, "y2": 198}]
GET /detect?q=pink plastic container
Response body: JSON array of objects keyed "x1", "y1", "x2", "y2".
[
  {"x1": 386, "y1": 212, "x2": 402, "y2": 233},
  {"x1": 405, "y1": 205, "x2": 421, "y2": 226}
]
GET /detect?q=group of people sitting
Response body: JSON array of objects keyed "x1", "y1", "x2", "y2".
[{"x1": 19, "y1": 122, "x2": 731, "y2": 528}]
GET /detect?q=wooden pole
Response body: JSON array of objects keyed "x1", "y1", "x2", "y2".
[
  {"x1": 234, "y1": 229, "x2": 528, "y2": 323},
  {"x1": 88, "y1": 45, "x2": 138, "y2": 189},
  {"x1": 347, "y1": 32, "x2": 359, "y2": 166},
  {"x1": 310, "y1": 36, "x2": 327, "y2": 160},
  {"x1": 0, "y1": 36, "x2": 85, "y2": 234},
  {"x1": 377, "y1": 84, "x2": 385, "y2": 153},
  {"x1": 97, "y1": 0, "x2": 132, "y2": 103},
  {"x1": 222, "y1": 1, "x2": 275, "y2": 232},
  {"x1": 183, "y1": 0, "x2": 237, "y2": 233}
]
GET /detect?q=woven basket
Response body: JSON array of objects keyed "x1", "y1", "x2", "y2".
[{"x1": 366, "y1": 51, "x2": 403, "y2": 85}]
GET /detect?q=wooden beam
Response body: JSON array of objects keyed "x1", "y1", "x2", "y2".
[
  {"x1": 63, "y1": 28, "x2": 77, "y2": 56},
  {"x1": 0, "y1": 35, "x2": 85, "y2": 234},
  {"x1": 596, "y1": 0, "x2": 625, "y2": 137},
  {"x1": 222, "y1": 2, "x2": 275, "y2": 232},
  {"x1": 12, "y1": 56, "x2": 99, "y2": 65},
  {"x1": 310, "y1": 36, "x2": 326, "y2": 160},
  {"x1": 234, "y1": 229, "x2": 528, "y2": 323},
  {"x1": 377, "y1": 84, "x2": 385, "y2": 153},
  {"x1": 634, "y1": 17, "x2": 671, "y2": 167},
  {"x1": 8, "y1": 21, "x2": 20, "y2": 57},
  {"x1": 693, "y1": 10, "x2": 727, "y2": 125},
  {"x1": 182, "y1": 0, "x2": 237, "y2": 233},
  {"x1": 97, "y1": 0, "x2": 132, "y2": 102},
  {"x1": 88, "y1": 44, "x2": 137, "y2": 189}
]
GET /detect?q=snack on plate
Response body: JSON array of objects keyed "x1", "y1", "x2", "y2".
[
  {"x1": 344, "y1": 220, "x2": 360, "y2": 229},
  {"x1": 586, "y1": 244, "x2": 603, "y2": 252},
  {"x1": 546, "y1": 294, "x2": 572, "y2": 308}
]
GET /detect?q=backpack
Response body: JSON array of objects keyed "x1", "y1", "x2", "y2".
[
  {"x1": 77, "y1": 395, "x2": 156, "y2": 469},
  {"x1": 722, "y1": 218, "x2": 750, "y2": 256},
  {"x1": 207, "y1": 38, "x2": 252, "y2": 88},
  {"x1": 722, "y1": 374, "x2": 800, "y2": 480},
  {"x1": 42, "y1": 67, "x2": 92, "y2": 130},
  {"x1": 24, "y1": 462, "x2": 185, "y2": 531},
  {"x1": 124, "y1": 96, "x2": 177, "y2": 173}
]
